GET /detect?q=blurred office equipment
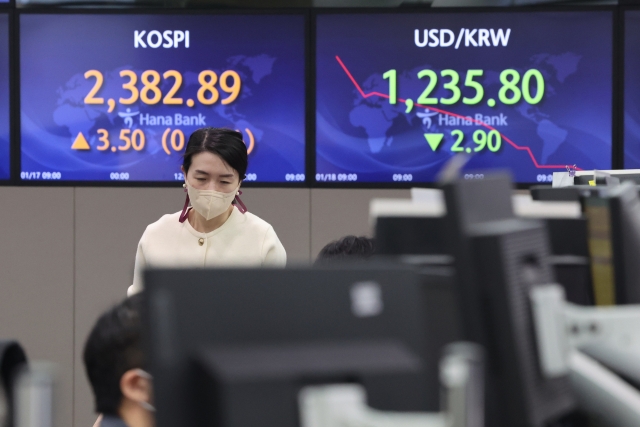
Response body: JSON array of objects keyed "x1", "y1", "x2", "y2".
[
  {"x1": 373, "y1": 187, "x2": 592, "y2": 305},
  {"x1": 582, "y1": 182, "x2": 640, "y2": 305},
  {"x1": 13, "y1": 362, "x2": 56, "y2": 427},
  {"x1": 0, "y1": 341, "x2": 27, "y2": 427},
  {"x1": 442, "y1": 173, "x2": 577, "y2": 427},
  {"x1": 532, "y1": 181, "x2": 640, "y2": 305},
  {"x1": 446, "y1": 172, "x2": 640, "y2": 427},
  {"x1": 532, "y1": 170, "x2": 640, "y2": 202},
  {"x1": 143, "y1": 266, "x2": 481, "y2": 427},
  {"x1": 531, "y1": 284, "x2": 640, "y2": 426}
]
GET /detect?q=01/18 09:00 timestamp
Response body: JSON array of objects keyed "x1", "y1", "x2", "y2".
[{"x1": 316, "y1": 173, "x2": 358, "y2": 182}]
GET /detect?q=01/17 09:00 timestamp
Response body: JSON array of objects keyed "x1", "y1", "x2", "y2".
[{"x1": 21, "y1": 171, "x2": 62, "y2": 180}]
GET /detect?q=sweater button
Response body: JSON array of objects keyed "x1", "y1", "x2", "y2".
[{"x1": 198, "y1": 238, "x2": 204, "y2": 246}]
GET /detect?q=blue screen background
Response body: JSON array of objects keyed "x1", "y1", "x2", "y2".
[
  {"x1": 316, "y1": 12, "x2": 612, "y2": 183},
  {"x1": 624, "y1": 10, "x2": 640, "y2": 168},
  {"x1": 20, "y1": 14, "x2": 305, "y2": 182},
  {"x1": 0, "y1": 14, "x2": 9, "y2": 180}
]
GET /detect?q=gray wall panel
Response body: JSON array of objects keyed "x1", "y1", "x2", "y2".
[
  {"x1": 73, "y1": 188, "x2": 183, "y2": 427},
  {"x1": 0, "y1": 188, "x2": 74, "y2": 427},
  {"x1": 240, "y1": 188, "x2": 311, "y2": 264},
  {"x1": 310, "y1": 189, "x2": 410, "y2": 259}
]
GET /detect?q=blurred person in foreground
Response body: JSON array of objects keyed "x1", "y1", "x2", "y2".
[
  {"x1": 315, "y1": 235, "x2": 375, "y2": 264},
  {"x1": 84, "y1": 295, "x2": 153, "y2": 427}
]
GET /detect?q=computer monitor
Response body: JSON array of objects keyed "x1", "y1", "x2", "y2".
[
  {"x1": 375, "y1": 214, "x2": 592, "y2": 306},
  {"x1": 19, "y1": 13, "x2": 305, "y2": 184},
  {"x1": 143, "y1": 265, "x2": 459, "y2": 427},
  {"x1": 314, "y1": 10, "x2": 613, "y2": 185},
  {"x1": 443, "y1": 174, "x2": 576, "y2": 427},
  {"x1": 583, "y1": 182, "x2": 640, "y2": 305}
]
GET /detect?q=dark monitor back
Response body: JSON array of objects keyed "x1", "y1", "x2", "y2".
[
  {"x1": 549, "y1": 256, "x2": 593, "y2": 306},
  {"x1": 450, "y1": 173, "x2": 515, "y2": 229},
  {"x1": 584, "y1": 183, "x2": 640, "y2": 305},
  {"x1": 444, "y1": 174, "x2": 575, "y2": 427},
  {"x1": 545, "y1": 218, "x2": 589, "y2": 257},
  {"x1": 375, "y1": 217, "x2": 449, "y2": 255},
  {"x1": 144, "y1": 266, "x2": 455, "y2": 427},
  {"x1": 531, "y1": 185, "x2": 640, "y2": 202},
  {"x1": 545, "y1": 218, "x2": 593, "y2": 305},
  {"x1": 611, "y1": 187, "x2": 640, "y2": 304},
  {"x1": 468, "y1": 220, "x2": 575, "y2": 427}
]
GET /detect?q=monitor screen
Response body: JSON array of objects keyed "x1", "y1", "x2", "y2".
[
  {"x1": 0, "y1": 14, "x2": 8, "y2": 180},
  {"x1": 624, "y1": 10, "x2": 640, "y2": 168},
  {"x1": 19, "y1": 13, "x2": 306, "y2": 183},
  {"x1": 315, "y1": 11, "x2": 613, "y2": 184}
]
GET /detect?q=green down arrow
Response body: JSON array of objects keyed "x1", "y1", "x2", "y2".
[{"x1": 424, "y1": 133, "x2": 444, "y2": 151}]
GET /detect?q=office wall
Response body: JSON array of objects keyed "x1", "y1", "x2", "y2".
[
  {"x1": 0, "y1": 188, "x2": 74, "y2": 427},
  {"x1": 0, "y1": 186, "x2": 408, "y2": 427}
]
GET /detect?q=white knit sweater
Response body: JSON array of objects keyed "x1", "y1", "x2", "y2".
[{"x1": 128, "y1": 207, "x2": 286, "y2": 295}]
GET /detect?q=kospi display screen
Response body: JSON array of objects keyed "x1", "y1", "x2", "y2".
[
  {"x1": 315, "y1": 11, "x2": 613, "y2": 184},
  {"x1": 20, "y1": 13, "x2": 306, "y2": 183},
  {"x1": 0, "y1": 14, "x2": 9, "y2": 180},
  {"x1": 625, "y1": 10, "x2": 640, "y2": 168}
]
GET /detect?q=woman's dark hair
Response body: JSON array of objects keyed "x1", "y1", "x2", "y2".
[{"x1": 183, "y1": 128, "x2": 248, "y2": 180}]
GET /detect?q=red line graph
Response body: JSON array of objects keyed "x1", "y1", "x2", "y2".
[{"x1": 335, "y1": 55, "x2": 581, "y2": 171}]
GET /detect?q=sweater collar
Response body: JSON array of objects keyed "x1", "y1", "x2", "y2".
[{"x1": 183, "y1": 206, "x2": 243, "y2": 239}]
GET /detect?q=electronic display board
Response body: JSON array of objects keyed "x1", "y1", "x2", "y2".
[
  {"x1": 315, "y1": 11, "x2": 613, "y2": 184},
  {"x1": 624, "y1": 10, "x2": 640, "y2": 168},
  {"x1": 20, "y1": 13, "x2": 306, "y2": 183},
  {"x1": 0, "y1": 14, "x2": 8, "y2": 180}
]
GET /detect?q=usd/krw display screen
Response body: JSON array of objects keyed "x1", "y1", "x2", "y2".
[
  {"x1": 0, "y1": 14, "x2": 9, "y2": 180},
  {"x1": 624, "y1": 10, "x2": 640, "y2": 168},
  {"x1": 20, "y1": 14, "x2": 305, "y2": 183},
  {"x1": 315, "y1": 12, "x2": 612, "y2": 184}
]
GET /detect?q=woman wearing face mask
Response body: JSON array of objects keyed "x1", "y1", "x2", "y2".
[{"x1": 127, "y1": 127, "x2": 286, "y2": 296}]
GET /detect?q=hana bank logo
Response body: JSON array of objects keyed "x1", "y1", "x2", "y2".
[{"x1": 118, "y1": 108, "x2": 140, "y2": 128}]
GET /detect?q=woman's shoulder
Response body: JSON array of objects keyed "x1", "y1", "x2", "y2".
[
  {"x1": 235, "y1": 210, "x2": 275, "y2": 233},
  {"x1": 141, "y1": 211, "x2": 183, "y2": 239}
]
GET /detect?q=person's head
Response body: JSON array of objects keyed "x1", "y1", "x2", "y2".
[
  {"x1": 315, "y1": 236, "x2": 376, "y2": 264},
  {"x1": 83, "y1": 295, "x2": 153, "y2": 426},
  {"x1": 181, "y1": 128, "x2": 248, "y2": 193}
]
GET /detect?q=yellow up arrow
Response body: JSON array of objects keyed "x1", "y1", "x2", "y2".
[{"x1": 71, "y1": 132, "x2": 90, "y2": 150}]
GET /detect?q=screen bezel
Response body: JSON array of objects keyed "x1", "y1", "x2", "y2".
[
  {"x1": 0, "y1": 10, "x2": 13, "y2": 184},
  {"x1": 620, "y1": 6, "x2": 640, "y2": 172},
  {"x1": 13, "y1": 8, "x2": 310, "y2": 188},
  {"x1": 311, "y1": 6, "x2": 620, "y2": 189}
]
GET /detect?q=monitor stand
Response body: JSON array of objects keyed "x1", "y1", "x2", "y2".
[{"x1": 299, "y1": 343, "x2": 484, "y2": 427}]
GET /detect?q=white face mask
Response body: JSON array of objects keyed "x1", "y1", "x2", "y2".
[
  {"x1": 186, "y1": 182, "x2": 239, "y2": 221},
  {"x1": 134, "y1": 369, "x2": 156, "y2": 413}
]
